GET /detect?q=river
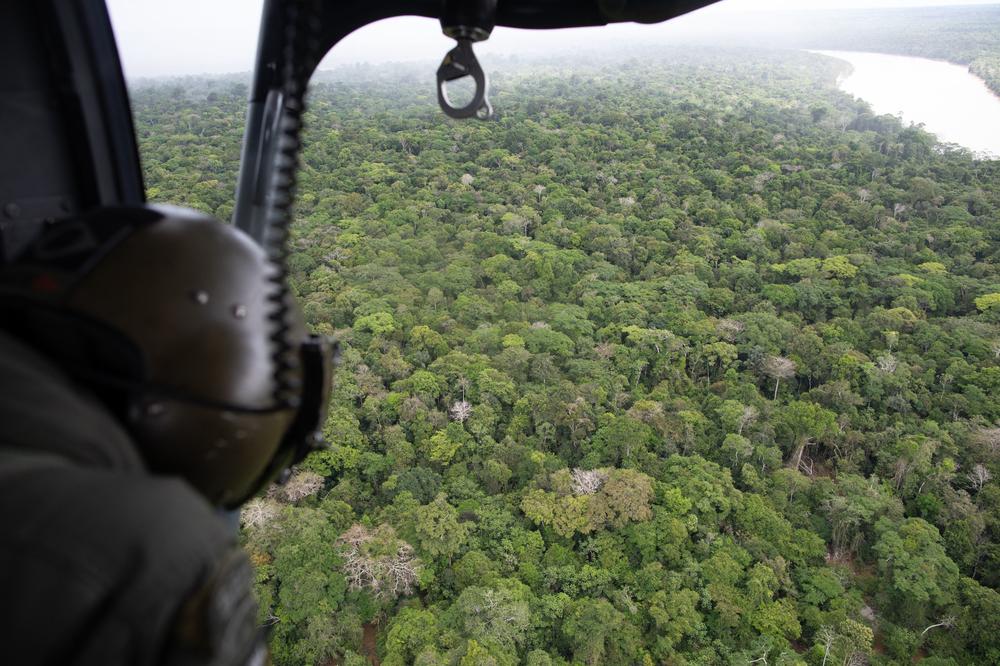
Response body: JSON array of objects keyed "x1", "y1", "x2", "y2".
[{"x1": 812, "y1": 50, "x2": 1000, "y2": 159}]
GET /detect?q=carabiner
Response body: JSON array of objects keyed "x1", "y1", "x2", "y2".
[{"x1": 436, "y1": 39, "x2": 492, "y2": 120}]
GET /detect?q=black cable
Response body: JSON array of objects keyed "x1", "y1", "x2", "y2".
[{"x1": 263, "y1": 0, "x2": 320, "y2": 409}]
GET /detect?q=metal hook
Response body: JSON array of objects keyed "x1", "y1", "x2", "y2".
[{"x1": 436, "y1": 39, "x2": 492, "y2": 120}]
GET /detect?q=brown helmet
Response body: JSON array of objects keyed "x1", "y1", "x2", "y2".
[{"x1": 0, "y1": 204, "x2": 333, "y2": 507}]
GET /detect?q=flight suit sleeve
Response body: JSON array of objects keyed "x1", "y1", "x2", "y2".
[{"x1": 0, "y1": 459, "x2": 264, "y2": 666}]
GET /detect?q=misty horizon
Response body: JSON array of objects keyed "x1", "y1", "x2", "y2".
[{"x1": 108, "y1": 0, "x2": 1000, "y2": 79}]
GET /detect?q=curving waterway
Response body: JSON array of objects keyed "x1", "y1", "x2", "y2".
[{"x1": 812, "y1": 50, "x2": 1000, "y2": 159}]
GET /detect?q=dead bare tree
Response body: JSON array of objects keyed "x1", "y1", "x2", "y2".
[
  {"x1": 571, "y1": 468, "x2": 609, "y2": 496},
  {"x1": 973, "y1": 427, "x2": 1000, "y2": 456},
  {"x1": 967, "y1": 463, "x2": 992, "y2": 492},
  {"x1": 241, "y1": 498, "x2": 282, "y2": 531},
  {"x1": 278, "y1": 471, "x2": 325, "y2": 503},
  {"x1": 716, "y1": 318, "x2": 746, "y2": 342},
  {"x1": 738, "y1": 405, "x2": 759, "y2": 436},
  {"x1": 843, "y1": 653, "x2": 867, "y2": 666},
  {"x1": 449, "y1": 400, "x2": 472, "y2": 422},
  {"x1": 337, "y1": 524, "x2": 420, "y2": 600},
  {"x1": 817, "y1": 625, "x2": 837, "y2": 666},
  {"x1": 920, "y1": 615, "x2": 956, "y2": 637},
  {"x1": 762, "y1": 355, "x2": 796, "y2": 400},
  {"x1": 876, "y1": 354, "x2": 898, "y2": 374}
]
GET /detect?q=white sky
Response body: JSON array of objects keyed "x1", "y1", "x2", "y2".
[{"x1": 106, "y1": 0, "x2": 1000, "y2": 78}]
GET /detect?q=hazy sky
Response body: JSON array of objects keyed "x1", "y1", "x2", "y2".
[{"x1": 107, "y1": 0, "x2": 1000, "y2": 78}]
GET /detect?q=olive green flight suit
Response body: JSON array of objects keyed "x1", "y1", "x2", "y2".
[{"x1": 0, "y1": 329, "x2": 265, "y2": 665}]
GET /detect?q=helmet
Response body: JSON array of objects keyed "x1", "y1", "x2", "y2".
[{"x1": 0, "y1": 204, "x2": 333, "y2": 508}]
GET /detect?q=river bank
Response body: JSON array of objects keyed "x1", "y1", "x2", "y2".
[{"x1": 812, "y1": 50, "x2": 1000, "y2": 158}]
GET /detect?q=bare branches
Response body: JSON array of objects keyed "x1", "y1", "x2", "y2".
[
  {"x1": 337, "y1": 524, "x2": 421, "y2": 601},
  {"x1": 449, "y1": 400, "x2": 472, "y2": 422},
  {"x1": 967, "y1": 463, "x2": 992, "y2": 492},
  {"x1": 818, "y1": 625, "x2": 836, "y2": 666},
  {"x1": 738, "y1": 405, "x2": 759, "y2": 436},
  {"x1": 920, "y1": 615, "x2": 956, "y2": 637},
  {"x1": 973, "y1": 427, "x2": 1000, "y2": 456},
  {"x1": 843, "y1": 653, "x2": 867, "y2": 666},
  {"x1": 716, "y1": 318, "x2": 745, "y2": 342},
  {"x1": 763, "y1": 355, "x2": 796, "y2": 380},
  {"x1": 276, "y1": 471, "x2": 325, "y2": 503},
  {"x1": 241, "y1": 498, "x2": 282, "y2": 531},
  {"x1": 570, "y1": 468, "x2": 609, "y2": 496},
  {"x1": 876, "y1": 353, "x2": 898, "y2": 374},
  {"x1": 762, "y1": 355, "x2": 796, "y2": 399}
]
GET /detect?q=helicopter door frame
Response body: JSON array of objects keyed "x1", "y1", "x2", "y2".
[{"x1": 0, "y1": 0, "x2": 144, "y2": 237}]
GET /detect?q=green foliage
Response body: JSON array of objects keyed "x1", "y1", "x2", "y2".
[
  {"x1": 137, "y1": 37, "x2": 1000, "y2": 665},
  {"x1": 415, "y1": 493, "x2": 472, "y2": 560},
  {"x1": 521, "y1": 467, "x2": 654, "y2": 538},
  {"x1": 975, "y1": 292, "x2": 1000, "y2": 312},
  {"x1": 874, "y1": 517, "x2": 959, "y2": 609}
]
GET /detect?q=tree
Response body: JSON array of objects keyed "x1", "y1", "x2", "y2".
[
  {"x1": 721, "y1": 433, "x2": 754, "y2": 468},
  {"x1": 873, "y1": 517, "x2": 959, "y2": 609},
  {"x1": 521, "y1": 467, "x2": 653, "y2": 537},
  {"x1": 750, "y1": 598, "x2": 801, "y2": 643},
  {"x1": 449, "y1": 582, "x2": 532, "y2": 652},
  {"x1": 586, "y1": 414, "x2": 658, "y2": 467},
  {"x1": 241, "y1": 497, "x2": 282, "y2": 531},
  {"x1": 274, "y1": 471, "x2": 325, "y2": 503},
  {"x1": 264, "y1": 507, "x2": 349, "y2": 664},
  {"x1": 354, "y1": 311, "x2": 396, "y2": 336},
  {"x1": 974, "y1": 292, "x2": 1000, "y2": 312},
  {"x1": 450, "y1": 400, "x2": 473, "y2": 422},
  {"x1": 762, "y1": 356, "x2": 797, "y2": 400},
  {"x1": 816, "y1": 625, "x2": 837, "y2": 666},
  {"x1": 383, "y1": 608, "x2": 439, "y2": 666},
  {"x1": 920, "y1": 615, "x2": 956, "y2": 637},
  {"x1": 336, "y1": 524, "x2": 420, "y2": 600},
  {"x1": 562, "y1": 598, "x2": 643, "y2": 666},
  {"x1": 415, "y1": 493, "x2": 471, "y2": 561},
  {"x1": 587, "y1": 468, "x2": 654, "y2": 529},
  {"x1": 647, "y1": 588, "x2": 703, "y2": 656},
  {"x1": 823, "y1": 474, "x2": 901, "y2": 558},
  {"x1": 967, "y1": 463, "x2": 992, "y2": 492},
  {"x1": 973, "y1": 426, "x2": 1000, "y2": 456},
  {"x1": 775, "y1": 400, "x2": 837, "y2": 474}
]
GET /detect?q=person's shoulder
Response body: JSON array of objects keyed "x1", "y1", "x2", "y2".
[
  {"x1": 0, "y1": 461, "x2": 258, "y2": 665},
  {"x1": 1, "y1": 461, "x2": 232, "y2": 578},
  {"x1": 0, "y1": 328, "x2": 143, "y2": 469}
]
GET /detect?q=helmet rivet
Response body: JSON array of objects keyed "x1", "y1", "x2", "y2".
[
  {"x1": 192, "y1": 290, "x2": 209, "y2": 305},
  {"x1": 232, "y1": 304, "x2": 248, "y2": 319}
]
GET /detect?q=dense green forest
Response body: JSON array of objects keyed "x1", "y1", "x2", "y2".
[{"x1": 133, "y1": 42, "x2": 1000, "y2": 666}]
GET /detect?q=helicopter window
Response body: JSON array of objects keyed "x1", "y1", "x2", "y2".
[{"x1": 107, "y1": 1, "x2": 1000, "y2": 663}]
